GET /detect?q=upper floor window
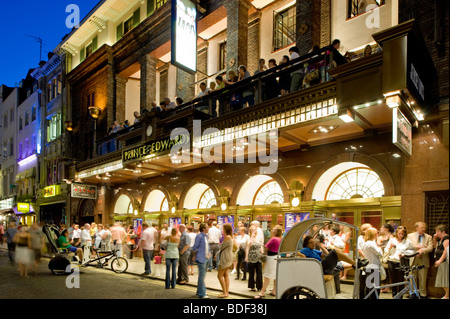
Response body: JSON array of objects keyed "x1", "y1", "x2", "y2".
[
  {"x1": 273, "y1": 5, "x2": 296, "y2": 51},
  {"x1": 219, "y1": 41, "x2": 227, "y2": 71},
  {"x1": 47, "y1": 113, "x2": 62, "y2": 143},
  {"x1": 348, "y1": 0, "x2": 385, "y2": 19},
  {"x1": 253, "y1": 180, "x2": 284, "y2": 205},
  {"x1": 198, "y1": 188, "x2": 217, "y2": 209},
  {"x1": 147, "y1": 0, "x2": 168, "y2": 16},
  {"x1": 80, "y1": 36, "x2": 98, "y2": 62},
  {"x1": 31, "y1": 105, "x2": 36, "y2": 122},
  {"x1": 3, "y1": 114, "x2": 7, "y2": 128},
  {"x1": 10, "y1": 108, "x2": 14, "y2": 122},
  {"x1": 116, "y1": 8, "x2": 141, "y2": 41},
  {"x1": 24, "y1": 111, "x2": 29, "y2": 127},
  {"x1": 19, "y1": 115, "x2": 23, "y2": 131}
]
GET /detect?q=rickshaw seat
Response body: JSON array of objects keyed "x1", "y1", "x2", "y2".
[{"x1": 296, "y1": 252, "x2": 336, "y2": 298}]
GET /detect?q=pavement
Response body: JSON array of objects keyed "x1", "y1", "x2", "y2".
[{"x1": 0, "y1": 244, "x2": 356, "y2": 299}]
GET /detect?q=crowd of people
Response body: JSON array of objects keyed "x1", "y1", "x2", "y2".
[
  {"x1": 103, "y1": 39, "x2": 362, "y2": 133},
  {"x1": 2, "y1": 216, "x2": 446, "y2": 299}
]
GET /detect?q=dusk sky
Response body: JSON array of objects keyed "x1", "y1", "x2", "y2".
[{"x1": 0, "y1": 0, "x2": 98, "y2": 87}]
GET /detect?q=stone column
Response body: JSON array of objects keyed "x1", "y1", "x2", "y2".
[
  {"x1": 139, "y1": 54, "x2": 158, "y2": 112},
  {"x1": 115, "y1": 74, "x2": 128, "y2": 124},
  {"x1": 176, "y1": 68, "x2": 195, "y2": 102},
  {"x1": 224, "y1": 0, "x2": 252, "y2": 71}
]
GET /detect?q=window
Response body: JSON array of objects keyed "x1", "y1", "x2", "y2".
[
  {"x1": 348, "y1": 0, "x2": 385, "y2": 19},
  {"x1": 161, "y1": 198, "x2": 169, "y2": 212},
  {"x1": 199, "y1": 188, "x2": 217, "y2": 209},
  {"x1": 219, "y1": 41, "x2": 227, "y2": 71},
  {"x1": 10, "y1": 108, "x2": 14, "y2": 122},
  {"x1": 254, "y1": 180, "x2": 284, "y2": 205},
  {"x1": 147, "y1": 0, "x2": 168, "y2": 16},
  {"x1": 47, "y1": 82, "x2": 52, "y2": 101},
  {"x1": 18, "y1": 143, "x2": 22, "y2": 160},
  {"x1": 57, "y1": 74, "x2": 62, "y2": 95},
  {"x1": 47, "y1": 113, "x2": 62, "y2": 142},
  {"x1": 80, "y1": 36, "x2": 98, "y2": 61},
  {"x1": 24, "y1": 111, "x2": 29, "y2": 127},
  {"x1": 116, "y1": 8, "x2": 141, "y2": 41},
  {"x1": 3, "y1": 114, "x2": 7, "y2": 128},
  {"x1": 19, "y1": 115, "x2": 23, "y2": 131},
  {"x1": 273, "y1": 6, "x2": 296, "y2": 51},
  {"x1": 31, "y1": 105, "x2": 36, "y2": 122},
  {"x1": 325, "y1": 168, "x2": 384, "y2": 200},
  {"x1": 9, "y1": 137, "x2": 13, "y2": 156}
]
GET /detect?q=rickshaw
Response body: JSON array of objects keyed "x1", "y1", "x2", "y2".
[
  {"x1": 276, "y1": 218, "x2": 361, "y2": 299},
  {"x1": 43, "y1": 225, "x2": 128, "y2": 274}
]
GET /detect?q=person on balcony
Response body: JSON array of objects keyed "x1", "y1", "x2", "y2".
[
  {"x1": 193, "y1": 82, "x2": 211, "y2": 114},
  {"x1": 133, "y1": 111, "x2": 140, "y2": 124},
  {"x1": 265, "y1": 59, "x2": 279, "y2": 101},
  {"x1": 164, "y1": 98, "x2": 177, "y2": 111},
  {"x1": 237, "y1": 65, "x2": 254, "y2": 108},
  {"x1": 109, "y1": 121, "x2": 123, "y2": 135},
  {"x1": 278, "y1": 55, "x2": 291, "y2": 96},
  {"x1": 289, "y1": 46, "x2": 304, "y2": 93}
]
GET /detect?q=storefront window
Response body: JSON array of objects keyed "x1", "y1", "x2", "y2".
[
  {"x1": 254, "y1": 181, "x2": 284, "y2": 205},
  {"x1": 325, "y1": 168, "x2": 384, "y2": 200},
  {"x1": 361, "y1": 211, "x2": 382, "y2": 230}
]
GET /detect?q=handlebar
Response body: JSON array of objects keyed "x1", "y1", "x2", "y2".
[{"x1": 396, "y1": 264, "x2": 425, "y2": 273}]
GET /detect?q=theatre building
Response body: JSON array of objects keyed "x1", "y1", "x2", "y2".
[{"x1": 56, "y1": 0, "x2": 447, "y2": 290}]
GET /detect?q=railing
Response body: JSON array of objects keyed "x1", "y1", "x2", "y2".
[{"x1": 94, "y1": 45, "x2": 346, "y2": 157}]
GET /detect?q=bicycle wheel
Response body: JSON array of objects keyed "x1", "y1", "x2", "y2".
[{"x1": 111, "y1": 257, "x2": 128, "y2": 273}]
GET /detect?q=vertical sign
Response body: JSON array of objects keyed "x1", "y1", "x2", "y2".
[
  {"x1": 392, "y1": 108, "x2": 412, "y2": 156},
  {"x1": 171, "y1": 0, "x2": 197, "y2": 74}
]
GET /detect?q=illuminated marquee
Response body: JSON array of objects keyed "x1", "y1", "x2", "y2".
[{"x1": 43, "y1": 185, "x2": 60, "y2": 198}]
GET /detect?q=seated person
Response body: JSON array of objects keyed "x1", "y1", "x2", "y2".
[
  {"x1": 58, "y1": 229, "x2": 83, "y2": 263},
  {"x1": 300, "y1": 235, "x2": 367, "y2": 275}
]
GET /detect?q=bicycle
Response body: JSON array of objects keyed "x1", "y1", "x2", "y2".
[
  {"x1": 83, "y1": 240, "x2": 129, "y2": 274},
  {"x1": 364, "y1": 263, "x2": 424, "y2": 299}
]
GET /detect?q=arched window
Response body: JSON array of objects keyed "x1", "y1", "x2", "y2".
[
  {"x1": 325, "y1": 168, "x2": 384, "y2": 200},
  {"x1": 253, "y1": 181, "x2": 284, "y2": 205},
  {"x1": 199, "y1": 188, "x2": 217, "y2": 209},
  {"x1": 161, "y1": 198, "x2": 169, "y2": 212}
]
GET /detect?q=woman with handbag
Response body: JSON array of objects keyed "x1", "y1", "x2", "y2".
[
  {"x1": 433, "y1": 224, "x2": 449, "y2": 299},
  {"x1": 235, "y1": 227, "x2": 250, "y2": 281},
  {"x1": 384, "y1": 226, "x2": 414, "y2": 298},
  {"x1": 246, "y1": 226, "x2": 264, "y2": 292},
  {"x1": 217, "y1": 224, "x2": 233, "y2": 298}
]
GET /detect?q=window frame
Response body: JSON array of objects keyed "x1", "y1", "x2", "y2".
[
  {"x1": 273, "y1": 5, "x2": 297, "y2": 52},
  {"x1": 347, "y1": 0, "x2": 386, "y2": 20}
]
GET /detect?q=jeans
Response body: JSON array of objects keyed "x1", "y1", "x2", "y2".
[
  {"x1": 143, "y1": 249, "x2": 154, "y2": 274},
  {"x1": 196, "y1": 261, "x2": 207, "y2": 297},
  {"x1": 165, "y1": 258, "x2": 178, "y2": 288}
]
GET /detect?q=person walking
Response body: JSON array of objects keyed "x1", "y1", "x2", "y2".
[
  {"x1": 29, "y1": 222, "x2": 45, "y2": 275},
  {"x1": 191, "y1": 223, "x2": 210, "y2": 298},
  {"x1": 140, "y1": 222, "x2": 157, "y2": 276},
  {"x1": 207, "y1": 221, "x2": 221, "y2": 271},
  {"x1": 126, "y1": 225, "x2": 136, "y2": 259},
  {"x1": 5, "y1": 223, "x2": 18, "y2": 264},
  {"x1": 433, "y1": 224, "x2": 449, "y2": 299},
  {"x1": 13, "y1": 226, "x2": 33, "y2": 278},
  {"x1": 177, "y1": 224, "x2": 191, "y2": 284},
  {"x1": 217, "y1": 224, "x2": 233, "y2": 298},
  {"x1": 407, "y1": 221, "x2": 433, "y2": 298},
  {"x1": 110, "y1": 222, "x2": 127, "y2": 257},
  {"x1": 187, "y1": 225, "x2": 196, "y2": 276},
  {"x1": 165, "y1": 228, "x2": 180, "y2": 289},
  {"x1": 246, "y1": 226, "x2": 264, "y2": 292}
]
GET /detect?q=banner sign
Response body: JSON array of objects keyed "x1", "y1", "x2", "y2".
[
  {"x1": 217, "y1": 215, "x2": 235, "y2": 232},
  {"x1": 169, "y1": 217, "x2": 182, "y2": 230},
  {"x1": 393, "y1": 107, "x2": 412, "y2": 156},
  {"x1": 71, "y1": 183, "x2": 97, "y2": 199},
  {"x1": 171, "y1": 0, "x2": 197, "y2": 74},
  {"x1": 122, "y1": 134, "x2": 190, "y2": 165}
]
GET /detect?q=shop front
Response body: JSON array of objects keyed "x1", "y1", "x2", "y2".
[{"x1": 36, "y1": 184, "x2": 69, "y2": 225}]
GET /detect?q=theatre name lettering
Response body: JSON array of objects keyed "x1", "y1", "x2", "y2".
[{"x1": 122, "y1": 134, "x2": 190, "y2": 164}]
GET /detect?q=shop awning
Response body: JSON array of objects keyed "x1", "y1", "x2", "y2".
[{"x1": 14, "y1": 167, "x2": 36, "y2": 182}]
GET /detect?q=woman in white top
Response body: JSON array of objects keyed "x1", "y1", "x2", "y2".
[
  {"x1": 361, "y1": 227, "x2": 383, "y2": 299},
  {"x1": 384, "y1": 226, "x2": 414, "y2": 297},
  {"x1": 187, "y1": 226, "x2": 197, "y2": 275},
  {"x1": 235, "y1": 227, "x2": 250, "y2": 280}
]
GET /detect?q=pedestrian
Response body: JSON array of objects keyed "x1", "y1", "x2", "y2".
[
  {"x1": 235, "y1": 227, "x2": 249, "y2": 281},
  {"x1": 94, "y1": 224, "x2": 104, "y2": 251},
  {"x1": 5, "y1": 222, "x2": 18, "y2": 264},
  {"x1": 90, "y1": 222, "x2": 97, "y2": 240},
  {"x1": 177, "y1": 224, "x2": 190, "y2": 284},
  {"x1": 246, "y1": 226, "x2": 264, "y2": 292},
  {"x1": 207, "y1": 221, "x2": 221, "y2": 271},
  {"x1": 140, "y1": 222, "x2": 157, "y2": 276},
  {"x1": 187, "y1": 225, "x2": 196, "y2": 276},
  {"x1": 164, "y1": 228, "x2": 180, "y2": 289},
  {"x1": 72, "y1": 224, "x2": 81, "y2": 247},
  {"x1": 58, "y1": 229, "x2": 83, "y2": 262},
  {"x1": 191, "y1": 223, "x2": 210, "y2": 299},
  {"x1": 0, "y1": 222, "x2": 4, "y2": 246},
  {"x1": 80, "y1": 223, "x2": 92, "y2": 247},
  {"x1": 407, "y1": 221, "x2": 433, "y2": 298},
  {"x1": 160, "y1": 223, "x2": 170, "y2": 262},
  {"x1": 289, "y1": 46, "x2": 304, "y2": 93},
  {"x1": 250, "y1": 220, "x2": 264, "y2": 245},
  {"x1": 110, "y1": 222, "x2": 127, "y2": 257},
  {"x1": 433, "y1": 224, "x2": 449, "y2": 299},
  {"x1": 126, "y1": 225, "x2": 136, "y2": 259},
  {"x1": 255, "y1": 225, "x2": 283, "y2": 299},
  {"x1": 101, "y1": 224, "x2": 112, "y2": 252},
  {"x1": 13, "y1": 226, "x2": 33, "y2": 278},
  {"x1": 217, "y1": 224, "x2": 233, "y2": 298},
  {"x1": 361, "y1": 227, "x2": 383, "y2": 299},
  {"x1": 29, "y1": 222, "x2": 45, "y2": 275}
]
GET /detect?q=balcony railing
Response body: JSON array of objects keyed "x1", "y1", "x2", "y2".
[{"x1": 94, "y1": 45, "x2": 347, "y2": 157}]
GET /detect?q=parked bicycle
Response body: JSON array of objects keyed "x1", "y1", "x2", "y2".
[
  {"x1": 83, "y1": 240, "x2": 129, "y2": 274},
  {"x1": 364, "y1": 253, "x2": 423, "y2": 299}
]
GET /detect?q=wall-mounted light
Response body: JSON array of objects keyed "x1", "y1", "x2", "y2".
[
  {"x1": 291, "y1": 197, "x2": 300, "y2": 207},
  {"x1": 65, "y1": 121, "x2": 73, "y2": 132},
  {"x1": 171, "y1": 206, "x2": 176, "y2": 214},
  {"x1": 386, "y1": 95, "x2": 401, "y2": 108},
  {"x1": 88, "y1": 106, "x2": 102, "y2": 119},
  {"x1": 18, "y1": 154, "x2": 37, "y2": 166},
  {"x1": 338, "y1": 108, "x2": 355, "y2": 123},
  {"x1": 220, "y1": 203, "x2": 227, "y2": 211}
]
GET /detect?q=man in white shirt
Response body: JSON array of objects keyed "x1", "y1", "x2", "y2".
[
  {"x1": 72, "y1": 224, "x2": 81, "y2": 247},
  {"x1": 140, "y1": 222, "x2": 157, "y2": 276},
  {"x1": 110, "y1": 222, "x2": 127, "y2": 257},
  {"x1": 80, "y1": 223, "x2": 92, "y2": 247},
  {"x1": 207, "y1": 221, "x2": 221, "y2": 271},
  {"x1": 289, "y1": 46, "x2": 304, "y2": 93}
]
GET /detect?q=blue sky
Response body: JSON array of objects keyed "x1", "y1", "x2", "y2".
[{"x1": 0, "y1": 0, "x2": 97, "y2": 87}]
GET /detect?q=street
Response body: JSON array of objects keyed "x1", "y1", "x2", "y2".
[{"x1": 0, "y1": 249, "x2": 212, "y2": 300}]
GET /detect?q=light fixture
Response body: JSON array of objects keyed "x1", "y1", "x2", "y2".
[
  {"x1": 300, "y1": 144, "x2": 310, "y2": 152},
  {"x1": 392, "y1": 153, "x2": 401, "y2": 158},
  {"x1": 88, "y1": 106, "x2": 102, "y2": 119},
  {"x1": 386, "y1": 95, "x2": 401, "y2": 108},
  {"x1": 171, "y1": 206, "x2": 176, "y2": 214},
  {"x1": 65, "y1": 121, "x2": 73, "y2": 132},
  {"x1": 338, "y1": 109, "x2": 355, "y2": 123},
  {"x1": 220, "y1": 203, "x2": 227, "y2": 211},
  {"x1": 18, "y1": 154, "x2": 37, "y2": 166},
  {"x1": 291, "y1": 197, "x2": 300, "y2": 207}
]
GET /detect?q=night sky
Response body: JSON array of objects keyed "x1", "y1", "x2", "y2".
[{"x1": 0, "y1": 0, "x2": 98, "y2": 87}]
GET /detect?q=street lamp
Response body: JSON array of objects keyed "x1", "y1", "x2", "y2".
[{"x1": 89, "y1": 106, "x2": 102, "y2": 157}]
